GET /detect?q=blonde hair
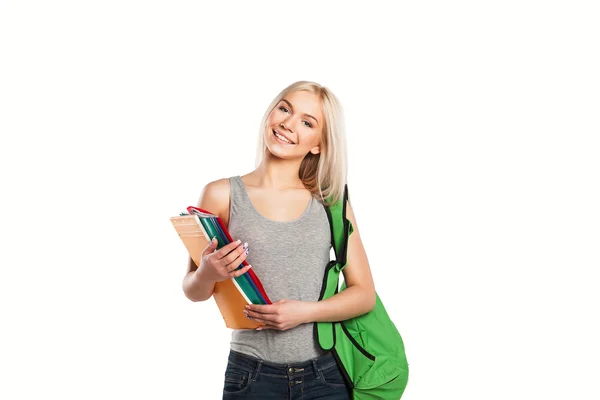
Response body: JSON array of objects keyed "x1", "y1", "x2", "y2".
[{"x1": 255, "y1": 81, "x2": 348, "y2": 207}]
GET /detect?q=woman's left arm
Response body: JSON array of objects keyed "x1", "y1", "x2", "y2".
[{"x1": 307, "y1": 198, "x2": 377, "y2": 322}]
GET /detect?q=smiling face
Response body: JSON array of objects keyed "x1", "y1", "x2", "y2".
[{"x1": 265, "y1": 90, "x2": 324, "y2": 160}]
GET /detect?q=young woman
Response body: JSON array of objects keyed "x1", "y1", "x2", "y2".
[{"x1": 182, "y1": 81, "x2": 376, "y2": 399}]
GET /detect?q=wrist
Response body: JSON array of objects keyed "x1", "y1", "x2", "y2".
[
  {"x1": 185, "y1": 266, "x2": 218, "y2": 301},
  {"x1": 194, "y1": 264, "x2": 217, "y2": 284},
  {"x1": 305, "y1": 301, "x2": 320, "y2": 324}
]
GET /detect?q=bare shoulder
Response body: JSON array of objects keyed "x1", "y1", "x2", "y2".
[{"x1": 197, "y1": 177, "x2": 231, "y2": 225}]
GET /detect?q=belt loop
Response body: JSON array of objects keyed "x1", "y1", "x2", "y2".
[
  {"x1": 311, "y1": 358, "x2": 320, "y2": 378},
  {"x1": 251, "y1": 360, "x2": 262, "y2": 382}
]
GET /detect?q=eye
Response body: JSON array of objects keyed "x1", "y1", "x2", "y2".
[{"x1": 278, "y1": 106, "x2": 312, "y2": 128}]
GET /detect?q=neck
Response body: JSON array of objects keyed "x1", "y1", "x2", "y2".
[{"x1": 250, "y1": 151, "x2": 305, "y2": 190}]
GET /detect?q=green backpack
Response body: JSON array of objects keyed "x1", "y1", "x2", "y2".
[{"x1": 316, "y1": 184, "x2": 410, "y2": 399}]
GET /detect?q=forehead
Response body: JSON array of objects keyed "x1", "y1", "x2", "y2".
[{"x1": 281, "y1": 90, "x2": 323, "y2": 120}]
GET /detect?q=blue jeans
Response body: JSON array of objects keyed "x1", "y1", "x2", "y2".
[{"x1": 222, "y1": 349, "x2": 351, "y2": 399}]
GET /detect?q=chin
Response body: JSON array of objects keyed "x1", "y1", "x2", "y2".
[{"x1": 265, "y1": 145, "x2": 289, "y2": 160}]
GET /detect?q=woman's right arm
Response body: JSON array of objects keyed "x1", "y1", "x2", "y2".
[{"x1": 182, "y1": 179, "x2": 230, "y2": 302}]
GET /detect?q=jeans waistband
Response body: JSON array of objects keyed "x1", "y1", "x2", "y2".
[{"x1": 227, "y1": 349, "x2": 338, "y2": 379}]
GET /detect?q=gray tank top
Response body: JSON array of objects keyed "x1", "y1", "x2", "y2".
[{"x1": 227, "y1": 175, "x2": 331, "y2": 363}]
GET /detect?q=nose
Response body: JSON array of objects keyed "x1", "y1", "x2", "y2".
[{"x1": 280, "y1": 118, "x2": 294, "y2": 132}]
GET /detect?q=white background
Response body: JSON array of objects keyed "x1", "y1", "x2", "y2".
[{"x1": 1, "y1": 1, "x2": 598, "y2": 399}]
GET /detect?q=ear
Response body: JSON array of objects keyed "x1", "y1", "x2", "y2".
[{"x1": 310, "y1": 145, "x2": 320, "y2": 155}]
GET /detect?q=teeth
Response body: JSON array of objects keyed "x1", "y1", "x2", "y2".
[{"x1": 274, "y1": 130, "x2": 293, "y2": 144}]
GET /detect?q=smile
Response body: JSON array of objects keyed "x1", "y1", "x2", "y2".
[{"x1": 273, "y1": 129, "x2": 295, "y2": 145}]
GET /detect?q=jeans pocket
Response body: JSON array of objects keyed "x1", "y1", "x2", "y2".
[
  {"x1": 318, "y1": 363, "x2": 347, "y2": 388},
  {"x1": 223, "y1": 363, "x2": 252, "y2": 394}
]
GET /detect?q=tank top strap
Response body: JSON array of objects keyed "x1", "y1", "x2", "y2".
[{"x1": 228, "y1": 175, "x2": 251, "y2": 220}]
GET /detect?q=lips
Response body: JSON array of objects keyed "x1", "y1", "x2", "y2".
[{"x1": 273, "y1": 129, "x2": 295, "y2": 144}]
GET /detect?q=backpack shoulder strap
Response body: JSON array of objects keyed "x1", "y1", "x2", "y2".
[
  {"x1": 327, "y1": 184, "x2": 353, "y2": 272},
  {"x1": 316, "y1": 184, "x2": 353, "y2": 351}
]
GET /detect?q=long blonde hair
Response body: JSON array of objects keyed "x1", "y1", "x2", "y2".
[{"x1": 255, "y1": 81, "x2": 348, "y2": 207}]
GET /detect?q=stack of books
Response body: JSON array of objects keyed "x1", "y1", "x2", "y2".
[{"x1": 170, "y1": 206, "x2": 272, "y2": 329}]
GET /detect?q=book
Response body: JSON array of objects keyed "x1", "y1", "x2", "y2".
[{"x1": 170, "y1": 206, "x2": 272, "y2": 329}]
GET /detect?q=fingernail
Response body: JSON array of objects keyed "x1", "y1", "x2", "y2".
[
  {"x1": 242, "y1": 242, "x2": 248, "y2": 249},
  {"x1": 245, "y1": 248, "x2": 250, "y2": 255},
  {"x1": 236, "y1": 239, "x2": 241, "y2": 244},
  {"x1": 247, "y1": 265, "x2": 252, "y2": 269}
]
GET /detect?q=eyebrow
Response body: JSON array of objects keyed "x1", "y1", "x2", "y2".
[{"x1": 281, "y1": 99, "x2": 319, "y2": 125}]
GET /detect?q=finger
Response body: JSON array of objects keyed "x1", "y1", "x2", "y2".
[
  {"x1": 201, "y1": 237, "x2": 219, "y2": 257},
  {"x1": 214, "y1": 239, "x2": 243, "y2": 258},
  {"x1": 225, "y1": 250, "x2": 250, "y2": 273},
  {"x1": 257, "y1": 322, "x2": 281, "y2": 331},
  {"x1": 257, "y1": 325, "x2": 275, "y2": 331},
  {"x1": 245, "y1": 309, "x2": 278, "y2": 323},
  {"x1": 245, "y1": 312, "x2": 268, "y2": 326},
  {"x1": 246, "y1": 304, "x2": 277, "y2": 316},
  {"x1": 229, "y1": 264, "x2": 252, "y2": 278},
  {"x1": 222, "y1": 242, "x2": 249, "y2": 269}
]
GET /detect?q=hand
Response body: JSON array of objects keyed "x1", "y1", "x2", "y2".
[
  {"x1": 198, "y1": 237, "x2": 251, "y2": 283},
  {"x1": 243, "y1": 299, "x2": 314, "y2": 331}
]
